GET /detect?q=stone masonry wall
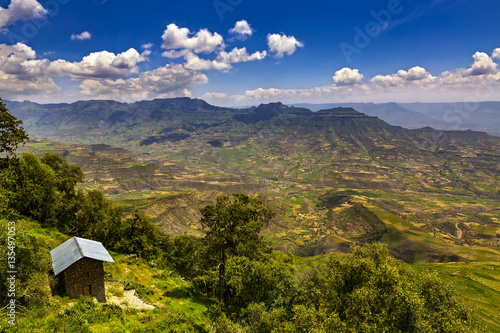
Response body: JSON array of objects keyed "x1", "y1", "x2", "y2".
[{"x1": 61, "y1": 258, "x2": 106, "y2": 302}]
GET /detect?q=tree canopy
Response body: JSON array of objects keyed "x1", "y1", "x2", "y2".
[
  {"x1": 1, "y1": 152, "x2": 168, "y2": 260},
  {"x1": 200, "y1": 193, "x2": 275, "y2": 305},
  {"x1": 212, "y1": 243, "x2": 481, "y2": 332},
  {"x1": 0, "y1": 98, "x2": 28, "y2": 156}
]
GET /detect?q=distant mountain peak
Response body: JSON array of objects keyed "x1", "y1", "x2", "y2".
[
  {"x1": 254, "y1": 101, "x2": 287, "y2": 112},
  {"x1": 234, "y1": 102, "x2": 289, "y2": 124},
  {"x1": 257, "y1": 101, "x2": 285, "y2": 107},
  {"x1": 315, "y1": 107, "x2": 369, "y2": 118},
  {"x1": 136, "y1": 97, "x2": 219, "y2": 111}
]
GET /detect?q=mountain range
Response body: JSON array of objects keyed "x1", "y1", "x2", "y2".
[{"x1": 292, "y1": 102, "x2": 500, "y2": 137}]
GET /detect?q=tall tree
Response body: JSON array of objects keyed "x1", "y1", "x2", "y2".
[
  {"x1": 13, "y1": 153, "x2": 59, "y2": 225},
  {"x1": 200, "y1": 193, "x2": 275, "y2": 305},
  {"x1": 0, "y1": 98, "x2": 28, "y2": 156},
  {"x1": 0, "y1": 98, "x2": 28, "y2": 212},
  {"x1": 41, "y1": 153, "x2": 84, "y2": 196},
  {"x1": 119, "y1": 208, "x2": 170, "y2": 260}
]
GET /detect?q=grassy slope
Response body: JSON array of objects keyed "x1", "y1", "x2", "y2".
[
  {"x1": 0, "y1": 217, "x2": 214, "y2": 332},
  {"x1": 415, "y1": 262, "x2": 500, "y2": 332}
]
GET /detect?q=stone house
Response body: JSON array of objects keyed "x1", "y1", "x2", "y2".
[{"x1": 51, "y1": 237, "x2": 114, "y2": 302}]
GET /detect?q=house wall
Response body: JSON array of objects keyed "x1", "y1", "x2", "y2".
[{"x1": 61, "y1": 258, "x2": 107, "y2": 302}]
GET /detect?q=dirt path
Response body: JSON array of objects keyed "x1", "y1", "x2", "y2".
[
  {"x1": 455, "y1": 223, "x2": 463, "y2": 240},
  {"x1": 107, "y1": 289, "x2": 154, "y2": 310}
]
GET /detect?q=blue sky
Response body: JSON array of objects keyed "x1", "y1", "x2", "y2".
[{"x1": 0, "y1": 0, "x2": 499, "y2": 106}]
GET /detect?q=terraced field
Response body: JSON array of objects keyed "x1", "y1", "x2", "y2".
[
  {"x1": 19, "y1": 138, "x2": 500, "y2": 264},
  {"x1": 9, "y1": 98, "x2": 500, "y2": 262}
]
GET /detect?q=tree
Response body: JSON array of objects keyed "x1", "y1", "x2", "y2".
[
  {"x1": 289, "y1": 243, "x2": 481, "y2": 332},
  {"x1": 0, "y1": 98, "x2": 28, "y2": 156},
  {"x1": 200, "y1": 193, "x2": 275, "y2": 306},
  {"x1": 12, "y1": 153, "x2": 59, "y2": 225},
  {"x1": 119, "y1": 208, "x2": 170, "y2": 260},
  {"x1": 71, "y1": 189, "x2": 124, "y2": 242},
  {"x1": 41, "y1": 153, "x2": 84, "y2": 196},
  {"x1": 217, "y1": 243, "x2": 481, "y2": 332},
  {"x1": 224, "y1": 255, "x2": 295, "y2": 310},
  {"x1": 0, "y1": 157, "x2": 18, "y2": 214},
  {"x1": 0, "y1": 219, "x2": 51, "y2": 306},
  {"x1": 0, "y1": 99, "x2": 28, "y2": 212},
  {"x1": 169, "y1": 235, "x2": 206, "y2": 279}
]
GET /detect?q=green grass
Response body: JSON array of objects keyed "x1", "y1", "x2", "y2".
[
  {"x1": 0, "y1": 217, "x2": 215, "y2": 333},
  {"x1": 414, "y1": 262, "x2": 500, "y2": 332}
]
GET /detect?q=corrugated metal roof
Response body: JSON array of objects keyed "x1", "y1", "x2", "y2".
[{"x1": 51, "y1": 237, "x2": 114, "y2": 276}]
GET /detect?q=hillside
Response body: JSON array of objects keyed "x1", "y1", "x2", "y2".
[
  {"x1": 0, "y1": 217, "x2": 214, "y2": 332},
  {"x1": 8, "y1": 98, "x2": 500, "y2": 194},
  {"x1": 2, "y1": 216, "x2": 499, "y2": 331},
  {"x1": 9, "y1": 98, "x2": 500, "y2": 262},
  {"x1": 293, "y1": 102, "x2": 500, "y2": 137}
]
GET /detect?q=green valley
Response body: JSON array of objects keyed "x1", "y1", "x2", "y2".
[
  {"x1": 2, "y1": 97, "x2": 500, "y2": 331},
  {"x1": 10, "y1": 98, "x2": 500, "y2": 262}
]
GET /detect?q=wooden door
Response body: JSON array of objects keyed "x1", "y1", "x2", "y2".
[{"x1": 82, "y1": 285, "x2": 91, "y2": 296}]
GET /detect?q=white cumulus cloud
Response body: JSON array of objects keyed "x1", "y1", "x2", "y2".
[
  {"x1": 201, "y1": 92, "x2": 246, "y2": 106},
  {"x1": 267, "y1": 33, "x2": 304, "y2": 58},
  {"x1": 80, "y1": 64, "x2": 208, "y2": 100},
  {"x1": 371, "y1": 66, "x2": 434, "y2": 87},
  {"x1": 434, "y1": 51, "x2": 499, "y2": 87},
  {"x1": 48, "y1": 48, "x2": 146, "y2": 79},
  {"x1": 239, "y1": 50, "x2": 500, "y2": 105},
  {"x1": 71, "y1": 31, "x2": 92, "y2": 41},
  {"x1": 463, "y1": 52, "x2": 498, "y2": 76},
  {"x1": 183, "y1": 52, "x2": 231, "y2": 71},
  {"x1": 397, "y1": 66, "x2": 432, "y2": 80},
  {"x1": 0, "y1": 43, "x2": 58, "y2": 95},
  {"x1": 217, "y1": 47, "x2": 266, "y2": 64},
  {"x1": 0, "y1": 0, "x2": 47, "y2": 30},
  {"x1": 333, "y1": 68, "x2": 364, "y2": 86},
  {"x1": 493, "y1": 48, "x2": 500, "y2": 60},
  {"x1": 161, "y1": 23, "x2": 224, "y2": 58},
  {"x1": 0, "y1": 42, "x2": 210, "y2": 101},
  {"x1": 140, "y1": 43, "x2": 153, "y2": 57},
  {"x1": 229, "y1": 20, "x2": 253, "y2": 37},
  {"x1": 184, "y1": 47, "x2": 266, "y2": 71}
]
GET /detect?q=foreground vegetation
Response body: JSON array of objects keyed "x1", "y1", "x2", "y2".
[
  {"x1": 1, "y1": 217, "x2": 488, "y2": 332},
  {"x1": 415, "y1": 262, "x2": 500, "y2": 331}
]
